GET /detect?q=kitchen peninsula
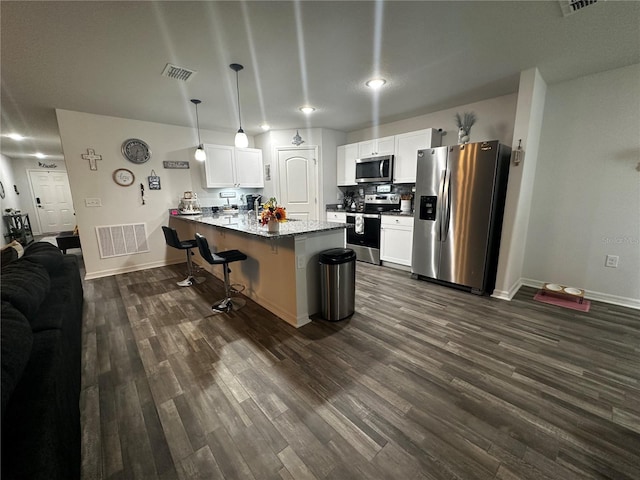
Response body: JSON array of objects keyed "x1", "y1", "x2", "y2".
[{"x1": 169, "y1": 213, "x2": 348, "y2": 327}]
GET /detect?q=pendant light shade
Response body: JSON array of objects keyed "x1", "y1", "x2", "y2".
[
  {"x1": 235, "y1": 129, "x2": 249, "y2": 148},
  {"x1": 230, "y1": 63, "x2": 249, "y2": 148},
  {"x1": 190, "y1": 98, "x2": 206, "y2": 162}
]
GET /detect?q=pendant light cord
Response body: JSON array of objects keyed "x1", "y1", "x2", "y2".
[
  {"x1": 235, "y1": 70, "x2": 243, "y2": 130},
  {"x1": 195, "y1": 102, "x2": 202, "y2": 145}
]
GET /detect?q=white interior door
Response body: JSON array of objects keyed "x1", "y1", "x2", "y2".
[
  {"x1": 28, "y1": 170, "x2": 75, "y2": 234},
  {"x1": 277, "y1": 148, "x2": 318, "y2": 221}
]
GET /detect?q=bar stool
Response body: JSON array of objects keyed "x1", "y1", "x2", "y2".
[
  {"x1": 162, "y1": 226, "x2": 203, "y2": 287},
  {"x1": 194, "y1": 233, "x2": 247, "y2": 313}
]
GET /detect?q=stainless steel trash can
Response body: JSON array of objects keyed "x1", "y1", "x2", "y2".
[{"x1": 319, "y1": 248, "x2": 356, "y2": 321}]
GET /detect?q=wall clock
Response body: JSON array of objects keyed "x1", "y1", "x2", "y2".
[
  {"x1": 121, "y1": 138, "x2": 151, "y2": 164},
  {"x1": 113, "y1": 168, "x2": 135, "y2": 186}
]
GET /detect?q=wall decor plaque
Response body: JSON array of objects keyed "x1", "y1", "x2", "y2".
[
  {"x1": 163, "y1": 161, "x2": 189, "y2": 169},
  {"x1": 147, "y1": 170, "x2": 161, "y2": 190},
  {"x1": 113, "y1": 168, "x2": 135, "y2": 186}
]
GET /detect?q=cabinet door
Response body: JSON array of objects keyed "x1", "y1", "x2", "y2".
[
  {"x1": 375, "y1": 136, "x2": 395, "y2": 156},
  {"x1": 357, "y1": 136, "x2": 395, "y2": 157},
  {"x1": 357, "y1": 139, "x2": 376, "y2": 158},
  {"x1": 204, "y1": 145, "x2": 235, "y2": 188},
  {"x1": 394, "y1": 130, "x2": 428, "y2": 184},
  {"x1": 235, "y1": 148, "x2": 264, "y2": 187},
  {"x1": 394, "y1": 129, "x2": 442, "y2": 183},
  {"x1": 337, "y1": 143, "x2": 357, "y2": 186},
  {"x1": 380, "y1": 218, "x2": 414, "y2": 266}
]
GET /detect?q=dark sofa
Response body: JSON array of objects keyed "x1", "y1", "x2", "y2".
[{"x1": 1, "y1": 241, "x2": 83, "y2": 480}]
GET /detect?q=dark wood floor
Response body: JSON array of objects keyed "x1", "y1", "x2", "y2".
[{"x1": 80, "y1": 260, "x2": 640, "y2": 480}]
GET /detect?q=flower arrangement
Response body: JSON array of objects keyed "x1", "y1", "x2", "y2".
[{"x1": 260, "y1": 197, "x2": 287, "y2": 225}]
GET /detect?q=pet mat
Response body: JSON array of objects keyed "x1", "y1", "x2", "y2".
[{"x1": 533, "y1": 291, "x2": 591, "y2": 312}]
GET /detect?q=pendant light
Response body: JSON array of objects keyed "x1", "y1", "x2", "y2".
[
  {"x1": 230, "y1": 63, "x2": 249, "y2": 148},
  {"x1": 190, "y1": 99, "x2": 206, "y2": 161}
]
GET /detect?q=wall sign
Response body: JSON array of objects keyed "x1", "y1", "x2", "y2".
[
  {"x1": 163, "y1": 161, "x2": 189, "y2": 169},
  {"x1": 148, "y1": 170, "x2": 161, "y2": 190}
]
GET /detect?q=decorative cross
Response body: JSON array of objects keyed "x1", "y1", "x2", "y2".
[{"x1": 82, "y1": 148, "x2": 102, "y2": 170}]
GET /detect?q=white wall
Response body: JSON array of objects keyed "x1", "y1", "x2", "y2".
[
  {"x1": 347, "y1": 93, "x2": 517, "y2": 147},
  {"x1": 0, "y1": 154, "x2": 20, "y2": 243},
  {"x1": 523, "y1": 64, "x2": 640, "y2": 307},
  {"x1": 493, "y1": 68, "x2": 547, "y2": 300},
  {"x1": 56, "y1": 109, "x2": 242, "y2": 278}
]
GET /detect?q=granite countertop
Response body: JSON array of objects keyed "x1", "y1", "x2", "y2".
[{"x1": 172, "y1": 212, "x2": 348, "y2": 238}]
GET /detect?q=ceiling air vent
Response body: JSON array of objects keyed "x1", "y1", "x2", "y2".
[
  {"x1": 161, "y1": 63, "x2": 196, "y2": 82},
  {"x1": 559, "y1": 0, "x2": 601, "y2": 16}
]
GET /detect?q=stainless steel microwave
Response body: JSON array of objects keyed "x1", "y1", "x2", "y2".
[{"x1": 355, "y1": 155, "x2": 394, "y2": 183}]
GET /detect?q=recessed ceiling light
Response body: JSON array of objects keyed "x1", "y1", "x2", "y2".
[
  {"x1": 299, "y1": 106, "x2": 315, "y2": 114},
  {"x1": 366, "y1": 78, "x2": 386, "y2": 90},
  {"x1": 34, "y1": 153, "x2": 46, "y2": 159},
  {"x1": 7, "y1": 133, "x2": 25, "y2": 141},
  {"x1": 260, "y1": 124, "x2": 271, "y2": 131}
]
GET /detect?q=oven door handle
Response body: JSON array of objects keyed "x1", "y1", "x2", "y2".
[{"x1": 346, "y1": 213, "x2": 380, "y2": 219}]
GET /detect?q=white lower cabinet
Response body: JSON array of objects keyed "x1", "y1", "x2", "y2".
[
  {"x1": 380, "y1": 215, "x2": 414, "y2": 267},
  {"x1": 326, "y1": 211, "x2": 346, "y2": 222}
]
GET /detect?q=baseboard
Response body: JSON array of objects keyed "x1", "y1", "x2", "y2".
[
  {"x1": 491, "y1": 278, "x2": 523, "y2": 301},
  {"x1": 521, "y1": 278, "x2": 640, "y2": 310},
  {"x1": 83, "y1": 258, "x2": 184, "y2": 280}
]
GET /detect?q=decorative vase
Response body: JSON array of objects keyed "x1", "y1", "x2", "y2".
[
  {"x1": 268, "y1": 219, "x2": 280, "y2": 233},
  {"x1": 458, "y1": 127, "x2": 470, "y2": 144}
]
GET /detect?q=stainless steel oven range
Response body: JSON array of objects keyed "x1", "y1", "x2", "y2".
[{"x1": 346, "y1": 193, "x2": 400, "y2": 264}]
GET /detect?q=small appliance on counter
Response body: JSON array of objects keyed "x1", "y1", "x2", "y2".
[{"x1": 178, "y1": 191, "x2": 202, "y2": 215}]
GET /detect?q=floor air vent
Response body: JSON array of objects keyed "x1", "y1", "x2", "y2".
[
  {"x1": 161, "y1": 63, "x2": 196, "y2": 82},
  {"x1": 96, "y1": 223, "x2": 149, "y2": 259},
  {"x1": 559, "y1": 0, "x2": 600, "y2": 16}
]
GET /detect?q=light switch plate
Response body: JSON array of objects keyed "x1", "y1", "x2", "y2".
[{"x1": 85, "y1": 197, "x2": 102, "y2": 207}]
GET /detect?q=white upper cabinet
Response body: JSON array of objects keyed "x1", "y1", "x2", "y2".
[
  {"x1": 393, "y1": 128, "x2": 442, "y2": 184},
  {"x1": 203, "y1": 144, "x2": 264, "y2": 188},
  {"x1": 357, "y1": 135, "x2": 395, "y2": 158},
  {"x1": 235, "y1": 148, "x2": 264, "y2": 187},
  {"x1": 337, "y1": 143, "x2": 358, "y2": 186}
]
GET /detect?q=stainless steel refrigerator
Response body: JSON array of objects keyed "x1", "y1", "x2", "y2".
[{"x1": 411, "y1": 140, "x2": 510, "y2": 294}]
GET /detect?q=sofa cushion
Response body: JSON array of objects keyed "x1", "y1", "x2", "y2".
[
  {"x1": 1, "y1": 301, "x2": 34, "y2": 418},
  {"x1": 23, "y1": 241, "x2": 64, "y2": 273},
  {"x1": 0, "y1": 260, "x2": 50, "y2": 318}
]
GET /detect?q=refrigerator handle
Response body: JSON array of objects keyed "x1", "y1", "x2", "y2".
[
  {"x1": 438, "y1": 170, "x2": 446, "y2": 241},
  {"x1": 443, "y1": 171, "x2": 452, "y2": 239}
]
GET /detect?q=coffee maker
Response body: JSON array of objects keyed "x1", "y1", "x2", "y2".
[{"x1": 246, "y1": 194, "x2": 262, "y2": 211}]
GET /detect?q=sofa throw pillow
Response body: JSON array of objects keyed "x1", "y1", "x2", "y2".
[
  {"x1": 1, "y1": 301, "x2": 34, "y2": 418},
  {"x1": 23, "y1": 241, "x2": 64, "y2": 273},
  {"x1": 0, "y1": 260, "x2": 50, "y2": 318},
  {"x1": 1, "y1": 240, "x2": 24, "y2": 268}
]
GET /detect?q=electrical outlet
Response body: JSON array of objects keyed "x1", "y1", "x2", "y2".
[
  {"x1": 605, "y1": 255, "x2": 619, "y2": 268},
  {"x1": 297, "y1": 255, "x2": 305, "y2": 269},
  {"x1": 85, "y1": 197, "x2": 102, "y2": 207}
]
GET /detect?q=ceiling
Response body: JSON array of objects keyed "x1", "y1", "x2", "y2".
[{"x1": 2, "y1": 1, "x2": 639, "y2": 162}]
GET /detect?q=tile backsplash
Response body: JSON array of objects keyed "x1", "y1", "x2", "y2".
[{"x1": 338, "y1": 184, "x2": 415, "y2": 209}]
